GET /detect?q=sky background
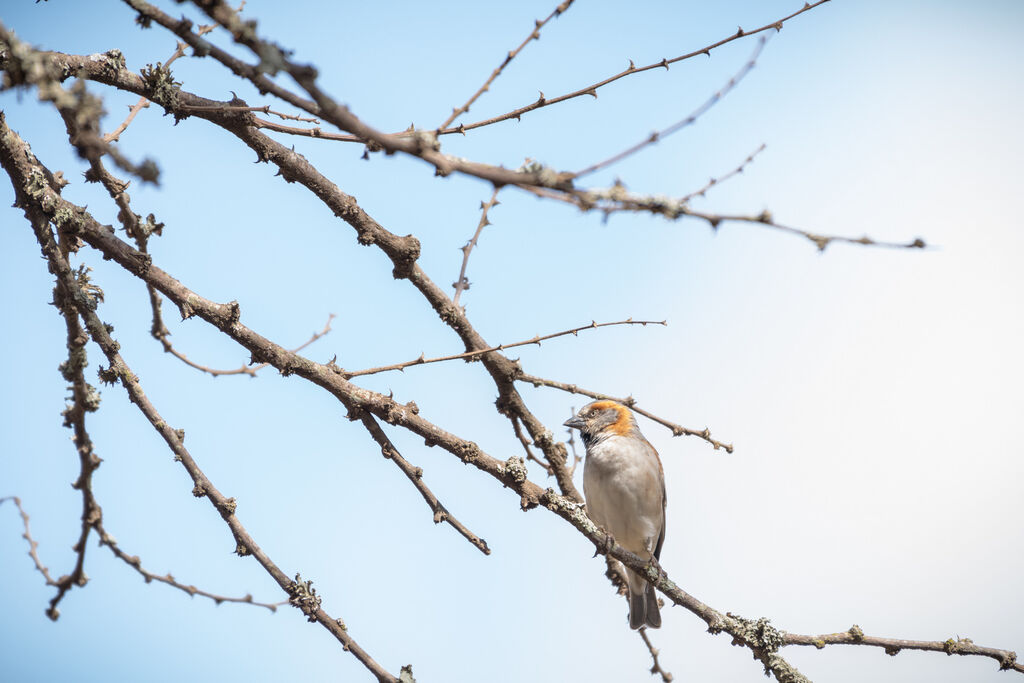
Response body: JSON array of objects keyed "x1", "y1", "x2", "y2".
[{"x1": 1, "y1": 1, "x2": 1023, "y2": 681}]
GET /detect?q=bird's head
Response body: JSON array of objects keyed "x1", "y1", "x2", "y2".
[{"x1": 564, "y1": 400, "x2": 637, "y2": 446}]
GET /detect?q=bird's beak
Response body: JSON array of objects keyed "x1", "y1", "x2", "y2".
[{"x1": 564, "y1": 415, "x2": 586, "y2": 430}]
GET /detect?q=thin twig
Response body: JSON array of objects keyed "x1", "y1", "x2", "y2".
[
  {"x1": 179, "y1": 103, "x2": 319, "y2": 123},
  {"x1": 512, "y1": 416, "x2": 552, "y2": 476},
  {"x1": 521, "y1": 183, "x2": 927, "y2": 252},
  {"x1": 564, "y1": 407, "x2": 582, "y2": 477},
  {"x1": 573, "y1": 36, "x2": 767, "y2": 179},
  {"x1": 452, "y1": 188, "x2": 500, "y2": 308},
  {"x1": 94, "y1": 519, "x2": 285, "y2": 610},
  {"x1": 0, "y1": 496, "x2": 56, "y2": 586},
  {"x1": 784, "y1": 626, "x2": 1022, "y2": 674},
  {"x1": 104, "y1": 31, "x2": 213, "y2": 143},
  {"x1": 1, "y1": 117, "x2": 399, "y2": 683},
  {"x1": 157, "y1": 314, "x2": 335, "y2": 377},
  {"x1": 343, "y1": 318, "x2": 665, "y2": 379},
  {"x1": 202, "y1": 1, "x2": 828, "y2": 144},
  {"x1": 679, "y1": 143, "x2": 766, "y2": 204},
  {"x1": 156, "y1": 0, "x2": 824, "y2": 195},
  {"x1": 639, "y1": 627, "x2": 675, "y2": 682},
  {"x1": 520, "y1": 373, "x2": 734, "y2": 452},
  {"x1": 437, "y1": 0, "x2": 575, "y2": 131},
  {"x1": 20, "y1": 154, "x2": 1016, "y2": 680},
  {"x1": 359, "y1": 413, "x2": 490, "y2": 555}
]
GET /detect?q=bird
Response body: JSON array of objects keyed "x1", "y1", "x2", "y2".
[{"x1": 565, "y1": 400, "x2": 666, "y2": 629}]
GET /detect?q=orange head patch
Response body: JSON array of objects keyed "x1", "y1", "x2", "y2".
[{"x1": 587, "y1": 400, "x2": 634, "y2": 436}]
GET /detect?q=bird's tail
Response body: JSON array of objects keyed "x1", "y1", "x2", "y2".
[{"x1": 627, "y1": 570, "x2": 661, "y2": 629}]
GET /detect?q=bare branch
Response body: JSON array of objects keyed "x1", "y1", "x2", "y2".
[
  {"x1": 679, "y1": 143, "x2": 766, "y2": 204},
  {"x1": 784, "y1": 626, "x2": 1022, "y2": 674},
  {"x1": 437, "y1": 0, "x2": 575, "y2": 131},
  {"x1": 179, "y1": 102, "x2": 319, "y2": 123},
  {"x1": 519, "y1": 373, "x2": 733, "y2": 452},
  {"x1": 96, "y1": 519, "x2": 284, "y2": 611},
  {"x1": 343, "y1": 318, "x2": 666, "y2": 379},
  {"x1": 157, "y1": 313, "x2": 335, "y2": 378},
  {"x1": 359, "y1": 412, "x2": 491, "y2": 555},
  {"x1": 639, "y1": 628, "x2": 674, "y2": 682},
  {"x1": 452, "y1": 188, "x2": 500, "y2": 308},
  {"x1": 13, "y1": 141, "x2": 1008, "y2": 681},
  {"x1": 521, "y1": 183, "x2": 927, "y2": 251},
  {"x1": 573, "y1": 36, "x2": 767, "y2": 179},
  {"x1": 0, "y1": 496, "x2": 57, "y2": 586},
  {"x1": 0, "y1": 120, "x2": 400, "y2": 683},
  {"x1": 511, "y1": 415, "x2": 553, "y2": 476}
]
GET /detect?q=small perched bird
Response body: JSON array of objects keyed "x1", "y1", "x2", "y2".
[{"x1": 565, "y1": 400, "x2": 666, "y2": 629}]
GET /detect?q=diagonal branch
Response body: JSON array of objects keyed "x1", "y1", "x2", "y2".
[
  {"x1": 639, "y1": 627, "x2": 675, "y2": 682},
  {"x1": 520, "y1": 372, "x2": 733, "y2": 452},
  {"x1": 0, "y1": 121, "x2": 400, "y2": 683},
  {"x1": 452, "y1": 188, "x2": 500, "y2": 308},
  {"x1": 521, "y1": 183, "x2": 927, "y2": 252},
  {"x1": 0, "y1": 496, "x2": 57, "y2": 587},
  {"x1": 573, "y1": 35, "x2": 767, "y2": 179},
  {"x1": 438, "y1": 0, "x2": 574, "y2": 131},
  {"x1": 94, "y1": 519, "x2": 284, "y2": 611},
  {"x1": 359, "y1": 413, "x2": 490, "y2": 555},
  {"x1": 679, "y1": 143, "x2": 766, "y2": 204},
  {"x1": 12, "y1": 142, "x2": 1018, "y2": 680},
  {"x1": 343, "y1": 319, "x2": 666, "y2": 379}
]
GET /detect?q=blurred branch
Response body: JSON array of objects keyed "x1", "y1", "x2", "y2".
[
  {"x1": 639, "y1": 627, "x2": 674, "y2": 682},
  {"x1": 573, "y1": 36, "x2": 767, "y2": 179},
  {"x1": 522, "y1": 183, "x2": 927, "y2": 252},
  {"x1": 452, "y1": 188, "x2": 500, "y2": 308},
  {"x1": 0, "y1": 496, "x2": 57, "y2": 587},
  {"x1": 679, "y1": 143, "x2": 766, "y2": 204},
  {"x1": 359, "y1": 413, "x2": 491, "y2": 555},
  {"x1": 343, "y1": 318, "x2": 666, "y2": 379},
  {"x1": 520, "y1": 373, "x2": 733, "y2": 452},
  {"x1": 437, "y1": 0, "x2": 574, "y2": 131}
]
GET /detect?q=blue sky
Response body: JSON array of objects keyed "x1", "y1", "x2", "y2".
[{"x1": 1, "y1": 1, "x2": 1023, "y2": 681}]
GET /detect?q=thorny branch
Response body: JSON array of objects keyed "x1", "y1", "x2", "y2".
[
  {"x1": 0, "y1": 120, "x2": 399, "y2": 681},
  {"x1": 639, "y1": 627, "x2": 675, "y2": 683},
  {"x1": 452, "y1": 187, "x2": 500, "y2": 308},
  {"x1": 522, "y1": 373, "x2": 734, "y2": 452},
  {"x1": 343, "y1": 318, "x2": 666, "y2": 379},
  {"x1": 438, "y1": 0, "x2": 574, "y2": 131},
  {"x1": 680, "y1": 143, "x2": 766, "y2": 204},
  {"x1": 359, "y1": 412, "x2": 491, "y2": 555},
  {"x1": 2, "y1": 4, "x2": 1011, "y2": 681},
  {"x1": 522, "y1": 183, "x2": 927, "y2": 252},
  {"x1": 9, "y1": 120, "x2": 1018, "y2": 681},
  {"x1": 157, "y1": 313, "x2": 334, "y2": 377},
  {"x1": 112, "y1": 1, "x2": 923, "y2": 253},
  {"x1": 785, "y1": 626, "x2": 1022, "y2": 674},
  {"x1": 0, "y1": 496, "x2": 56, "y2": 587},
  {"x1": 572, "y1": 35, "x2": 768, "y2": 179}
]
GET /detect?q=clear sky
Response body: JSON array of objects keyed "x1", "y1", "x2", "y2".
[{"x1": 1, "y1": 1, "x2": 1022, "y2": 682}]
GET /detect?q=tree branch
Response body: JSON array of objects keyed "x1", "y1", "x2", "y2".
[
  {"x1": 519, "y1": 372, "x2": 733, "y2": 452},
  {"x1": 572, "y1": 35, "x2": 767, "y2": 179},
  {"x1": 342, "y1": 318, "x2": 666, "y2": 379},
  {"x1": 359, "y1": 413, "x2": 491, "y2": 555},
  {"x1": 437, "y1": 0, "x2": 575, "y2": 131},
  {"x1": 452, "y1": 188, "x2": 500, "y2": 308},
  {"x1": 0, "y1": 119, "x2": 401, "y2": 683}
]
